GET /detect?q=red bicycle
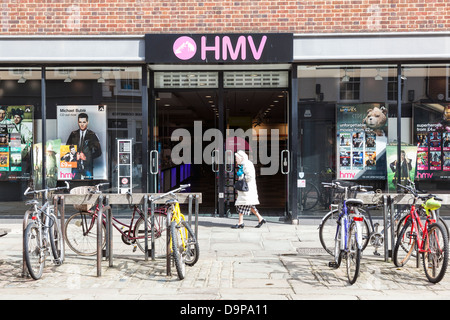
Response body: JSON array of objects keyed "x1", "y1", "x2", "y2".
[
  {"x1": 393, "y1": 182, "x2": 449, "y2": 283},
  {"x1": 64, "y1": 183, "x2": 168, "y2": 257}
]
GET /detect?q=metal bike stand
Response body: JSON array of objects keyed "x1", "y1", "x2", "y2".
[
  {"x1": 383, "y1": 195, "x2": 389, "y2": 262},
  {"x1": 188, "y1": 194, "x2": 193, "y2": 226},
  {"x1": 195, "y1": 194, "x2": 199, "y2": 238},
  {"x1": 22, "y1": 209, "x2": 32, "y2": 277},
  {"x1": 389, "y1": 196, "x2": 395, "y2": 261},
  {"x1": 54, "y1": 195, "x2": 66, "y2": 262},
  {"x1": 96, "y1": 194, "x2": 104, "y2": 277},
  {"x1": 143, "y1": 194, "x2": 149, "y2": 262},
  {"x1": 105, "y1": 196, "x2": 113, "y2": 268},
  {"x1": 150, "y1": 198, "x2": 156, "y2": 261},
  {"x1": 166, "y1": 209, "x2": 172, "y2": 276}
]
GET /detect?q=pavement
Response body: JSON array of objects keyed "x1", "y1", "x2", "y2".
[{"x1": 1, "y1": 214, "x2": 450, "y2": 302}]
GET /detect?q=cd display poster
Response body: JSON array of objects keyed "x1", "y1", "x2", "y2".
[
  {"x1": 336, "y1": 103, "x2": 388, "y2": 180},
  {"x1": 0, "y1": 105, "x2": 33, "y2": 181},
  {"x1": 414, "y1": 103, "x2": 450, "y2": 181},
  {"x1": 57, "y1": 105, "x2": 107, "y2": 180}
]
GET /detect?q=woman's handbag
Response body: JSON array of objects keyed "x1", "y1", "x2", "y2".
[{"x1": 234, "y1": 174, "x2": 249, "y2": 192}]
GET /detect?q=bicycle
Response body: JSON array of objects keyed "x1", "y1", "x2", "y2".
[
  {"x1": 319, "y1": 181, "x2": 371, "y2": 256},
  {"x1": 23, "y1": 182, "x2": 69, "y2": 280},
  {"x1": 300, "y1": 168, "x2": 334, "y2": 211},
  {"x1": 323, "y1": 181, "x2": 371, "y2": 284},
  {"x1": 64, "y1": 183, "x2": 168, "y2": 257},
  {"x1": 393, "y1": 182, "x2": 449, "y2": 283},
  {"x1": 150, "y1": 184, "x2": 199, "y2": 280}
]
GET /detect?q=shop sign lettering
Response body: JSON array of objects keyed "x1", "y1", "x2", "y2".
[{"x1": 145, "y1": 33, "x2": 293, "y2": 63}]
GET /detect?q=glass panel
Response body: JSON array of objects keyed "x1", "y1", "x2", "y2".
[
  {"x1": 0, "y1": 67, "x2": 40, "y2": 201},
  {"x1": 297, "y1": 64, "x2": 396, "y2": 216},
  {"x1": 46, "y1": 66, "x2": 142, "y2": 194},
  {"x1": 405, "y1": 64, "x2": 450, "y2": 199}
]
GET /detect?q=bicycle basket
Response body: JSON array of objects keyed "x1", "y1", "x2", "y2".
[
  {"x1": 331, "y1": 180, "x2": 359, "y2": 203},
  {"x1": 70, "y1": 186, "x2": 93, "y2": 211}
]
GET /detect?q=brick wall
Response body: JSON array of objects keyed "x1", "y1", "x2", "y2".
[{"x1": 0, "y1": 0, "x2": 449, "y2": 35}]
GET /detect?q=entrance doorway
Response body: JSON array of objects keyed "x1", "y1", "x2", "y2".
[{"x1": 151, "y1": 86, "x2": 289, "y2": 217}]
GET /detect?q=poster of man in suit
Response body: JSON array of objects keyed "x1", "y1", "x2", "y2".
[{"x1": 57, "y1": 105, "x2": 107, "y2": 180}]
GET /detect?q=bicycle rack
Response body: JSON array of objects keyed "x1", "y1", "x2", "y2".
[{"x1": 59, "y1": 192, "x2": 201, "y2": 277}]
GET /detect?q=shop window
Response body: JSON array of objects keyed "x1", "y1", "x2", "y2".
[
  {"x1": 45, "y1": 66, "x2": 143, "y2": 193},
  {"x1": 339, "y1": 68, "x2": 361, "y2": 101},
  {"x1": 387, "y1": 76, "x2": 398, "y2": 102}
]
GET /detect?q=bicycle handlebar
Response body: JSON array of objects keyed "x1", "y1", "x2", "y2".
[
  {"x1": 322, "y1": 181, "x2": 373, "y2": 191},
  {"x1": 24, "y1": 181, "x2": 70, "y2": 196},
  {"x1": 397, "y1": 182, "x2": 443, "y2": 202},
  {"x1": 149, "y1": 183, "x2": 191, "y2": 202}
]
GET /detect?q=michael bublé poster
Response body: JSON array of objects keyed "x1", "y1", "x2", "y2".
[{"x1": 57, "y1": 105, "x2": 107, "y2": 180}]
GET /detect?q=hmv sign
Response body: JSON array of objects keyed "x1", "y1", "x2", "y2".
[{"x1": 145, "y1": 33, "x2": 293, "y2": 63}]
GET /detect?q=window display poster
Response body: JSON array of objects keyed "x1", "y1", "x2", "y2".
[
  {"x1": 57, "y1": 105, "x2": 107, "y2": 180},
  {"x1": 32, "y1": 139, "x2": 61, "y2": 189},
  {"x1": 336, "y1": 103, "x2": 388, "y2": 180},
  {"x1": 414, "y1": 103, "x2": 450, "y2": 181},
  {"x1": 0, "y1": 105, "x2": 33, "y2": 181},
  {"x1": 386, "y1": 145, "x2": 417, "y2": 192}
]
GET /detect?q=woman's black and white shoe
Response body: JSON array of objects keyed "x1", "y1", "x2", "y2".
[
  {"x1": 231, "y1": 223, "x2": 245, "y2": 229},
  {"x1": 255, "y1": 219, "x2": 266, "y2": 228}
]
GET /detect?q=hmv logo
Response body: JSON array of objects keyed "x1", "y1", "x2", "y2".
[
  {"x1": 145, "y1": 33, "x2": 293, "y2": 64},
  {"x1": 173, "y1": 35, "x2": 267, "y2": 61}
]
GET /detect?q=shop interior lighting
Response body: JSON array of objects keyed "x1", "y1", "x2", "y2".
[
  {"x1": 374, "y1": 69, "x2": 383, "y2": 80},
  {"x1": 18, "y1": 75, "x2": 26, "y2": 83},
  {"x1": 64, "y1": 72, "x2": 73, "y2": 83},
  {"x1": 341, "y1": 68, "x2": 350, "y2": 82},
  {"x1": 97, "y1": 71, "x2": 105, "y2": 83}
]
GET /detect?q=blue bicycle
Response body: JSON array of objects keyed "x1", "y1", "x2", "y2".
[{"x1": 323, "y1": 181, "x2": 371, "y2": 284}]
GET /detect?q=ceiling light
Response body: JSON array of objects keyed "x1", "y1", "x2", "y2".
[
  {"x1": 97, "y1": 76, "x2": 105, "y2": 83},
  {"x1": 374, "y1": 69, "x2": 383, "y2": 81},
  {"x1": 341, "y1": 68, "x2": 350, "y2": 82},
  {"x1": 18, "y1": 76, "x2": 26, "y2": 83},
  {"x1": 64, "y1": 76, "x2": 73, "y2": 83}
]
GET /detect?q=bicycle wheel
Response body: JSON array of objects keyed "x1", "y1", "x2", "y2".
[
  {"x1": 171, "y1": 221, "x2": 186, "y2": 280},
  {"x1": 300, "y1": 182, "x2": 319, "y2": 211},
  {"x1": 393, "y1": 219, "x2": 416, "y2": 267},
  {"x1": 422, "y1": 222, "x2": 449, "y2": 283},
  {"x1": 65, "y1": 211, "x2": 106, "y2": 256},
  {"x1": 135, "y1": 213, "x2": 168, "y2": 257},
  {"x1": 319, "y1": 210, "x2": 370, "y2": 256},
  {"x1": 49, "y1": 213, "x2": 64, "y2": 264},
  {"x1": 180, "y1": 220, "x2": 199, "y2": 266},
  {"x1": 319, "y1": 209, "x2": 339, "y2": 256},
  {"x1": 346, "y1": 221, "x2": 361, "y2": 285},
  {"x1": 24, "y1": 222, "x2": 44, "y2": 280}
]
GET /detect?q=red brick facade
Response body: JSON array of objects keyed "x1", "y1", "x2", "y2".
[{"x1": 1, "y1": 0, "x2": 449, "y2": 35}]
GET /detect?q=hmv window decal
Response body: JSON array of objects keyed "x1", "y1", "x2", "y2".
[{"x1": 146, "y1": 33, "x2": 293, "y2": 64}]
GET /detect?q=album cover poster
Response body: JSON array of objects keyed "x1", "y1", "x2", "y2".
[
  {"x1": 57, "y1": 105, "x2": 107, "y2": 180},
  {"x1": 386, "y1": 145, "x2": 418, "y2": 192}
]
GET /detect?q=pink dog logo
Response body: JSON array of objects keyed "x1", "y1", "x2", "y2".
[{"x1": 173, "y1": 36, "x2": 197, "y2": 60}]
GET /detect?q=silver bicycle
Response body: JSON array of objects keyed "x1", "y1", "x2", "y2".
[{"x1": 23, "y1": 182, "x2": 69, "y2": 280}]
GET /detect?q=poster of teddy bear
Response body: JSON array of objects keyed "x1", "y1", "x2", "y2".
[{"x1": 336, "y1": 103, "x2": 388, "y2": 180}]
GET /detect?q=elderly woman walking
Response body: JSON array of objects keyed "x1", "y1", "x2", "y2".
[{"x1": 232, "y1": 150, "x2": 266, "y2": 229}]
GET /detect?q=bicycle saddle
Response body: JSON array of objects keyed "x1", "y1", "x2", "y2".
[
  {"x1": 26, "y1": 199, "x2": 39, "y2": 206},
  {"x1": 346, "y1": 198, "x2": 364, "y2": 208},
  {"x1": 165, "y1": 199, "x2": 178, "y2": 205}
]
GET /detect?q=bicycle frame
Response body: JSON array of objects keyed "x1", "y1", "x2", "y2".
[
  {"x1": 402, "y1": 204, "x2": 434, "y2": 254},
  {"x1": 83, "y1": 203, "x2": 167, "y2": 242},
  {"x1": 169, "y1": 202, "x2": 188, "y2": 252}
]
